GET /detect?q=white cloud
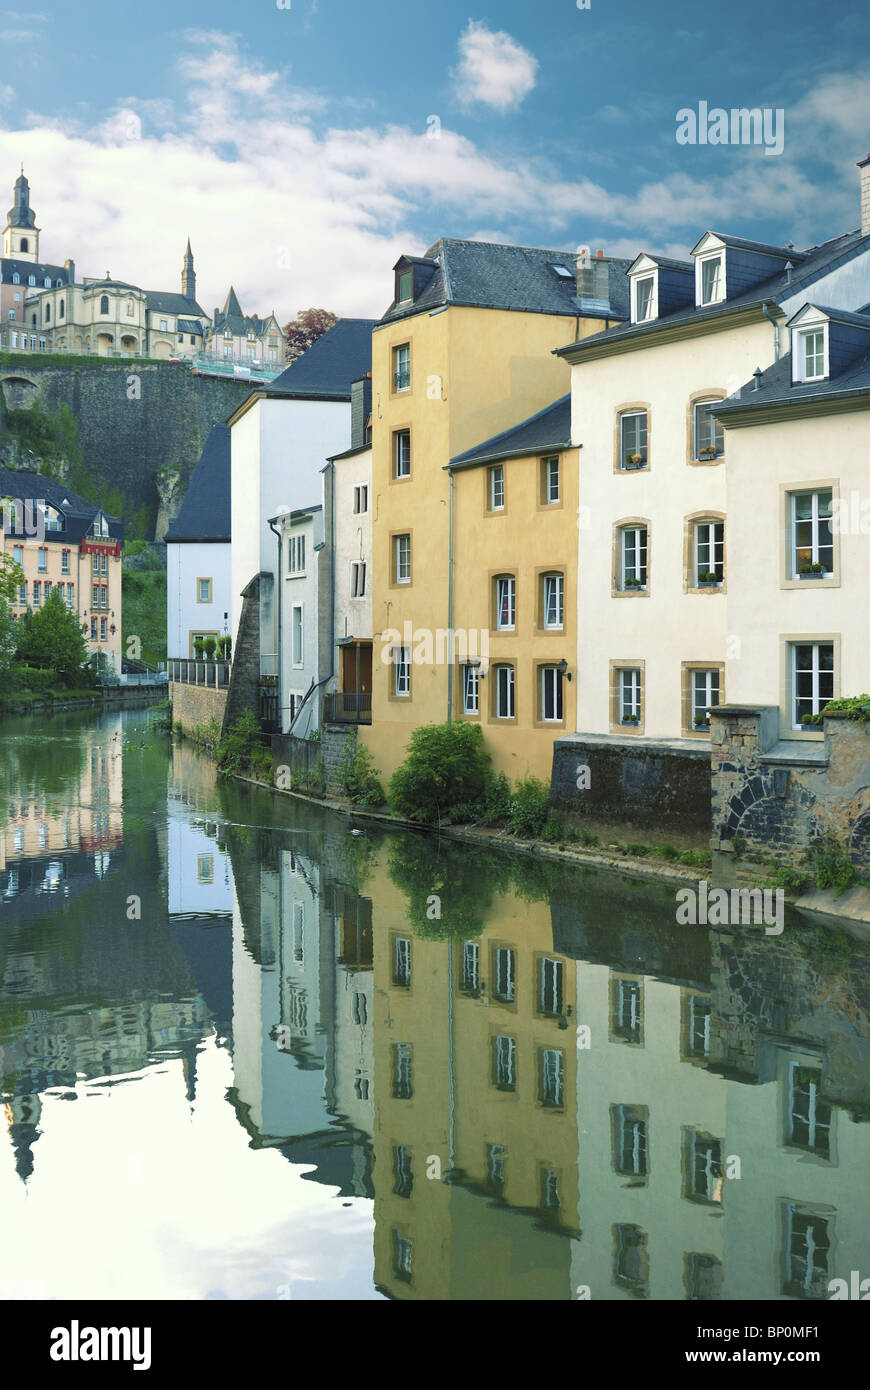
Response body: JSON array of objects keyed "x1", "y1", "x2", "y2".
[{"x1": 452, "y1": 20, "x2": 538, "y2": 113}]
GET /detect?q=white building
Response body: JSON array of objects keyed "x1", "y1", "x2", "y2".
[
  {"x1": 326, "y1": 373, "x2": 373, "y2": 727},
  {"x1": 269, "y1": 500, "x2": 331, "y2": 735},
  {"x1": 165, "y1": 425, "x2": 232, "y2": 659}
]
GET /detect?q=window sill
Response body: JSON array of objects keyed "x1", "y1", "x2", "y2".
[{"x1": 781, "y1": 575, "x2": 838, "y2": 591}]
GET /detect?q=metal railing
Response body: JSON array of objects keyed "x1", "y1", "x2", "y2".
[
  {"x1": 168, "y1": 658, "x2": 231, "y2": 688},
  {"x1": 323, "y1": 691, "x2": 372, "y2": 724}
]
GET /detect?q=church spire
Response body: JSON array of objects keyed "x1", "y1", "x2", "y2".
[
  {"x1": 182, "y1": 236, "x2": 196, "y2": 300},
  {"x1": 3, "y1": 166, "x2": 40, "y2": 261}
]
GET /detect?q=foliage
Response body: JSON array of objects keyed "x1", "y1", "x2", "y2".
[
  {"x1": 88, "y1": 649, "x2": 120, "y2": 685},
  {"x1": 659, "y1": 844, "x2": 681, "y2": 861},
  {"x1": 217, "y1": 635, "x2": 231, "y2": 660},
  {"x1": 811, "y1": 835, "x2": 857, "y2": 897},
  {"x1": 810, "y1": 694, "x2": 870, "y2": 725},
  {"x1": 0, "y1": 551, "x2": 24, "y2": 603},
  {"x1": 123, "y1": 568, "x2": 167, "y2": 667},
  {"x1": 386, "y1": 835, "x2": 512, "y2": 937},
  {"x1": 577, "y1": 826, "x2": 599, "y2": 847},
  {"x1": 203, "y1": 635, "x2": 217, "y2": 659},
  {"x1": 193, "y1": 637, "x2": 205, "y2": 658},
  {"x1": 389, "y1": 721, "x2": 491, "y2": 824},
  {"x1": 216, "y1": 708, "x2": 270, "y2": 778},
  {"x1": 8, "y1": 664, "x2": 58, "y2": 693},
  {"x1": 282, "y1": 308, "x2": 339, "y2": 363},
  {"x1": 768, "y1": 862, "x2": 809, "y2": 894},
  {"x1": 123, "y1": 540, "x2": 163, "y2": 570},
  {"x1": 14, "y1": 587, "x2": 89, "y2": 684},
  {"x1": 187, "y1": 717, "x2": 222, "y2": 751},
  {"x1": 624, "y1": 842, "x2": 651, "y2": 857},
  {"x1": 335, "y1": 731, "x2": 384, "y2": 806},
  {"x1": 678, "y1": 848, "x2": 712, "y2": 869},
  {"x1": 508, "y1": 775, "x2": 551, "y2": 838}
]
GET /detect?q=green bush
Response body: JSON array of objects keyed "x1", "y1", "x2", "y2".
[
  {"x1": 336, "y1": 731, "x2": 384, "y2": 807},
  {"x1": 508, "y1": 775, "x2": 551, "y2": 838},
  {"x1": 389, "y1": 722, "x2": 491, "y2": 824},
  {"x1": 10, "y1": 664, "x2": 58, "y2": 693},
  {"x1": 660, "y1": 844, "x2": 681, "y2": 861},
  {"x1": 217, "y1": 635, "x2": 232, "y2": 660},
  {"x1": 542, "y1": 813, "x2": 564, "y2": 842},
  {"x1": 624, "y1": 842, "x2": 651, "y2": 857},
  {"x1": 481, "y1": 772, "x2": 512, "y2": 824},
  {"x1": 577, "y1": 827, "x2": 599, "y2": 847},
  {"x1": 216, "y1": 708, "x2": 269, "y2": 777},
  {"x1": 769, "y1": 863, "x2": 809, "y2": 894},
  {"x1": 203, "y1": 636, "x2": 217, "y2": 660},
  {"x1": 193, "y1": 637, "x2": 205, "y2": 659},
  {"x1": 679, "y1": 849, "x2": 712, "y2": 869},
  {"x1": 812, "y1": 835, "x2": 857, "y2": 897}
]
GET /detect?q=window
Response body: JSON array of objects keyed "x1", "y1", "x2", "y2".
[
  {"x1": 7, "y1": 310, "x2": 14, "y2": 321},
  {"x1": 541, "y1": 455, "x2": 560, "y2": 504},
  {"x1": 542, "y1": 572, "x2": 564, "y2": 628},
  {"x1": 539, "y1": 957, "x2": 564, "y2": 1016},
  {"x1": 612, "y1": 976, "x2": 642, "y2": 1043},
  {"x1": 66, "y1": 583, "x2": 74, "y2": 606},
  {"x1": 392, "y1": 1043, "x2": 413, "y2": 1099},
  {"x1": 37, "y1": 548, "x2": 47, "y2": 572},
  {"x1": 44, "y1": 581, "x2": 52, "y2": 598},
  {"x1": 540, "y1": 1168, "x2": 561, "y2": 1213},
  {"x1": 44, "y1": 277, "x2": 51, "y2": 289},
  {"x1": 685, "y1": 1131, "x2": 723, "y2": 1204},
  {"x1": 288, "y1": 534, "x2": 306, "y2": 574},
  {"x1": 488, "y1": 1144, "x2": 506, "y2": 1195},
  {"x1": 488, "y1": 464, "x2": 504, "y2": 511},
  {"x1": 540, "y1": 666, "x2": 564, "y2": 722},
  {"x1": 197, "y1": 853, "x2": 214, "y2": 884},
  {"x1": 791, "y1": 490, "x2": 833, "y2": 577},
  {"x1": 493, "y1": 946, "x2": 516, "y2": 1002},
  {"x1": 393, "y1": 645, "x2": 410, "y2": 697},
  {"x1": 783, "y1": 1206, "x2": 831, "y2": 1300},
  {"x1": 392, "y1": 1231, "x2": 413, "y2": 1283},
  {"x1": 11, "y1": 272, "x2": 18, "y2": 284},
  {"x1": 393, "y1": 429, "x2": 411, "y2": 479},
  {"x1": 620, "y1": 526, "x2": 647, "y2": 589},
  {"x1": 461, "y1": 941, "x2": 479, "y2": 993},
  {"x1": 90, "y1": 616, "x2": 97, "y2": 639},
  {"x1": 291, "y1": 606, "x2": 303, "y2": 666},
  {"x1": 126, "y1": 300, "x2": 133, "y2": 316},
  {"x1": 693, "y1": 400, "x2": 724, "y2": 460},
  {"x1": 798, "y1": 327, "x2": 826, "y2": 382},
  {"x1": 612, "y1": 1105, "x2": 648, "y2": 1177},
  {"x1": 353, "y1": 485, "x2": 368, "y2": 514},
  {"x1": 159, "y1": 318, "x2": 168, "y2": 331},
  {"x1": 788, "y1": 1064, "x2": 832, "y2": 1158},
  {"x1": 394, "y1": 533, "x2": 411, "y2": 584},
  {"x1": 493, "y1": 1034, "x2": 517, "y2": 1091},
  {"x1": 18, "y1": 584, "x2": 25, "y2": 604},
  {"x1": 495, "y1": 664, "x2": 515, "y2": 719},
  {"x1": 33, "y1": 581, "x2": 41, "y2": 605},
  {"x1": 462, "y1": 662, "x2": 479, "y2": 715},
  {"x1": 93, "y1": 554, "x2": 100, "y2": 575},
  {"x1": 45, "y1": 303, "x2": 51, "y2": 322},
  {"x1": 393, "y1": 343, "x2": 410, "y2": 391},
  {"x1": 694, "y1": 520, "x2": 724, "y2": 585},
  {"x1": 634, "y1": 275, "x2": 655, "y2": 321},
  {"x1": 197, "y1": 577, "x2": 212, "y2": 602},
  {"x1": 539, "y1": 1048, "x2": 565, "y2": 1108},
  {"x1": 352, "y1": 992, "x2": 367, "y2": 1026},
  {"x1": 28, "y1": 275, "x2": 35, "y2": 287},
  {"x1": 685, "y1": 1253, "x2": 722, "y2": 1301},
  {"x1": 495, "y1": 575, "x2": 515, "y2": 630},
  {"x1": 791, "y1": 642, "x2": 834, "y2": 729},
  {"x1": 12, "y1": 546, "x2": 22, "y2": 564},
  {"x1": 397, "y1": 270, "x2": 412, "y2": 302},
  {"x1": 691, "y1": 669, "x2": 720, "y2": 731},
  {"x1": 101, "y1": 585, "x2": 108, "y2": 608},
  {"x1": 101, "y1": 553, "x2": 108, "y2": 574},
  {"x1": 350, "y1": 562, "x2": 366, "y2": 597},
  {"x1": 61, "y1": 549, "x2": 70, "y2": 574},
  {"x1": 393, "y1": 936, "x2": 411, "y2": 988},
  {"x1": 699, "y1": 254, "x2": 723, "y2": 305},
  {"x1": 620, "y1": 411, "x2": 648, "y2": 468},
  {"x1": 392, "y1": 1146, "x2": 413, "y2": 1198},
  {"x1": 100, "y1": 295, "x2": 109, "y2": 314},
  {"x1": 614, "y1": 1224, "x2": 649, "y2": 1296},
  {"x1": 93, "y1": 515, "x2": 109, "y2": 537},
  {"x1": 100, "y1": 618, "x2": 106, "y2": 641}
]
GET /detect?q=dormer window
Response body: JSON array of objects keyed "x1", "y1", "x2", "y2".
[
  {"x1": 698, "y1": 254, "x2": 724, "y2": 306},
  {"x1": 795, "y1": 325, "x2": 827, "y2": 383},
  {"x1": 397, "y1": 270, "x2": 412, "y2": 303},
  {"x1": 633, "y1": 275, "x2": 656, "y2": 323}
]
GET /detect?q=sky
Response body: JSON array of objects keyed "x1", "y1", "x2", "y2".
[{"x1": 0, "y1": 0, "x2": 869, "y2": 324}]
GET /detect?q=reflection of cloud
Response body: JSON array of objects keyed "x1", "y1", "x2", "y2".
[{"x1": 452, "y1": 20, "x2": 538, "y2": 112}]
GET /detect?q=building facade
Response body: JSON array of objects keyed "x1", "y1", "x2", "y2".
[{"x1": 165, "y1": 424, "x2": 232, "y2": 660}]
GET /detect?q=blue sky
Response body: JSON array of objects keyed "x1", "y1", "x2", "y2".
[{"x1": 1, "y1": 0, "x2": 869, "y2": 321}]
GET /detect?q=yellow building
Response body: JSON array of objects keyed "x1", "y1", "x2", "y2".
[
  {"x1": 364, "y1": 241, "x2": 627, "y2": 783},
  {"x1": 449, "y1": 395, "x2": 578, "y2": 781}
]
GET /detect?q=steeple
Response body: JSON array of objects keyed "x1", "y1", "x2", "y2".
[
  {"x1": 3, "y1": 166, "x2": 40, "y2": 262},
  {"x1": 182, "y1": 237, "x2": 196, "y2": 300}
]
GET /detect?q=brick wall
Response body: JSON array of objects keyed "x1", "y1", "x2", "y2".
[{"x1": 170, "y1": 681, "x2": 227, "y2": 733}]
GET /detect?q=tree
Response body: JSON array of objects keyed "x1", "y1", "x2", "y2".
[
  {"x1": 389, "y1": 722, "x2": 492, "y2": 824},
  {"x1": 15, "y1": 587, "x2": 89, "y2": 685},
  {"x1": 0, "y1": 546, "x2": 24, "y2": 603},
  {"x1": 282, "y1": 308, "x2": 339, "y2": 364}
]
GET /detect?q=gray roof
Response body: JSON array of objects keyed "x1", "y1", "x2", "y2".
[
  {"x1": 2, "y1": 258, "x2": 71, "y2": 285},
  {"x1": 788, "y1": 303, "x2": 870, "y2": 330},
  {"x1": 212, "y1": 284, "x2": 274, "y2": 337},
  {"x1": 449, "y1": 393, "x2": 571, "y2": 469},
  {"x1": 634, "y1": 254, "x2": 694, "y2": 273},
  {"x1": 177, "y1": 318, "x2": 203, "y2": 334},
  {"x1": 0, "y1": 468, "x2": 122, "y2": 543},
  {"x1": 381, "y1": 238, "x2": 631, "y2": 324},
  {"x1": 164, "y1": 425, "x2": 231, "y2": 542},
  {"x1": 146, "y1": 288, "x2": 207, "y2": 318},
  {"x1": 557, "y1": 230, "x2": 870, "y2": 357},
  {"x1": 265, "y1": 318, "x2": 375, "y2": 400},
  {"x1": 698, "y1": 231, "x2": 807, "y2": 258},
  {"x1": 85, "y1": 278, "x2": 141, "y2": 293},
  {"x1": 715, "y1": 349, "x2": 870, "y2": 418}
]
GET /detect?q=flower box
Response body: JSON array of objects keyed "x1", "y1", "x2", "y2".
[
  {"x1": 621, "y1": 714, "x2": 640, "y2": 725},
  {"x1": 623, "y1": 578, "x2": 645, "y2": 590},
  {"x1": 623, "y1": 454, "x2": 646, "y2": 469},
  {"x1": 698, "y1": 446, "x2": 720, "y2": 459},
  {"x1": 798, "y1": 568, "x2": 828, "y2": 580}
]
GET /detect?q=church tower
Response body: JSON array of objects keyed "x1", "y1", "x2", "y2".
[
  {"x1": 182, "y1": 237, "x2": 196, "y2": 300},
  {"x1": 3, "y1": 168, "x2": 40, "y2": 262}
]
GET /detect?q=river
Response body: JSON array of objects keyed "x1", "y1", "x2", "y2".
[{"x1": 1, "y1": 706, "x2": 868, "y2": 1302}]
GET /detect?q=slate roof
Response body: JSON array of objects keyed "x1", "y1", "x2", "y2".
[
  {"x1": 381, "y1": 238, "x2": 631, "y2": 324},
  {"x1": 715, "y1": 347, "x2": 870, "y2": 417},
  {"x1": 0, "y1": 468, "x2": 122, "y2": 543},
  {"x1": 145, "y1": 288, "x2": 208, "y2": 318},
  {"x1": 164, "y1": 425, "x2": 231, "y2": 542},
  {"x1": 449, "y1": 393, "x2": 572, "y2": 469},
  {"x1": 556, "y1": 229, "x2": 870, "y2": 357},
  {"x1": 84, "y1": 278, "x2": 141, "y2": 293},
  {"x1": 697, "y1": 232, "x2": 808, "y2": 259},
  {"x1": 1, "y1": 258, "x2": 71, "y2": 285},
  {"x1": 265, "y1": 318, "x2": 376, "y2": 400},
  {"x1": 177, "y1": 318, "x2": 203, "y2": 335},
  {"x1": 788, "y1": 303, "x2": 870, "y2": 330},
  {"x1": 634, "y1": 254, "x2": 694, "y2": 273},
  {"x1": 212, "y1": 285, "x2": 275, "y2": 337}
]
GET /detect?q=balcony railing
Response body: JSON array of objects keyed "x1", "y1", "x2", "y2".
[
  {"x1": 323, "y1": 691, "x2": 372, "y2": 724},
  {"x1": 168, "y1": 658, "x2": 231, "y2": 688}
]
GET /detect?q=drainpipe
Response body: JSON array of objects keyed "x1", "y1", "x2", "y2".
[
  {"x1": 268, "y1": 517, "x2": 282, "y2": 731},
  {"x1": 762, "y1": 302, "x2": 780, "y2": 361},
  {"x1": 446, "y1": 467, "x2": 455, "y2": 723}
]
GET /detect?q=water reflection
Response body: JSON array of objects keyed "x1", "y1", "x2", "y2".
[{"x1": 1, "y1": 710, "x2": 869, "y2": 1301}]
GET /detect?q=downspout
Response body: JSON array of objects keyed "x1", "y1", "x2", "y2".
[
  {"x1": 762, "y1": 301, "x2": 780, "y2": 361},
  {"x1": 446, "y1": 466, "x2": 454, "y2": 723},
  {"x1": 267, "y1": 517, "x2": 282, "y2": 730}
]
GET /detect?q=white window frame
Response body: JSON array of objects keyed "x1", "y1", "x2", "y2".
[
  {"x1": 495, "y1": 575, "x2": 515, "y2": 630},
  {"x1": 350, "y1": 561, "x2": 366, "y2": 598},
  {"x1": 632, "y1": 272, "x2": 656, "y2": 323},
  {"x1": 540, "y1": 665, "x2": 564, "y2": 723},
  {"x1": 620, "y1": 411, "x2": 648, "y2": 467},
  {"x1": 394, "y1": 429, "x2": 411, "y2": 479},
  {"x1": 790, "y1": 489, "x2": 833, "y2": 577},
  {"x1": 542, "y1": 572, "x2": 564, "y2": 629},
  {"x1": 694, "y1": 520, "x2": 724, "y2": 584},
  {"x1": 393, "y1": 645, "x2": 410, "y2": 697},
  {"x1": 795, "y1": 325, "x2": 828, "y2": 383},
  {"x1": 489, "y1": 464, "x2": 505, "y2": 511},
  {"x1": 543, "y1": 455, "x2": 560, "y2": 503},
  {"x1": 394, "y1": 533, "x2": 411, "y2": 584},
  {"x1": 462, "y1": 662, "x2": 479, "y2": 715},
  {"x1": 697, "y1": 252, "x2": 725, "y2": 306},
  {"x1": 353, "y1": 484, "x2": 368, "y2": 514},
  {"x1": 291, "y1": 605, "x2": 303, "y2": 667},
  {"x1": 621, "y1": 526, "x2": 647, "y2": 588},
  {"x1": 691, "y1": 668, "x2": 720, "y2": 729},
  {"x1": 693, "y1": 400, "x2": 724, "y2": 459},
  {"x1": 495, "y1": 664, "x2": 515, "y2": 719},
  {"x1": 619, "y1": 668, "x2": 642, "y2": 724},
  {"x1": 790, "y1": 641, "x2": 835, "y2": 730},
  {"x1": 393, "y1": 342, "x2": 410, "y2": 392}
]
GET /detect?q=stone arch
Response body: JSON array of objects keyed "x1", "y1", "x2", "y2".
[
  {"x1": 152, "y1": 339, "x2": 172, "y2": 360},
  {"x1": 0, "y1": 373, "x2": 40, "y2": 410},
  {"x1": 847, "y1": 802, "x2": 870, "y2": 869}
]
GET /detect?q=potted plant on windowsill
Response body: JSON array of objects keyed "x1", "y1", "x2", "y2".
[
  {"x1": 693, "y1": 713, "x2": 710, "y2": 729},
  {"x1": 698, "y1": 445, "x2": 720, "y2": 459},
  {"x1": 621, "y1": 713, "x2": 640, "y2": 725},
  {"x1": 623, "y1": 576, "x2": 644, "y2": 590},
  {"x1": 798, "y1": 562, "x2": 828, "y2": 580},
  {"x1": 623, "y1": 453, "x2": 645, "y2": 469},
  {"x1": 697, "y1": 570, "x2": 720, "y2": 587},
  {"x1": 801, "y1": 711, "x2": 823, "y2": 726}
]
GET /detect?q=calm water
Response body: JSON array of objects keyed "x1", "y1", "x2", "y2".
[{"x1": 1, "y1": 707, "x2": 869, "y2": 1302}]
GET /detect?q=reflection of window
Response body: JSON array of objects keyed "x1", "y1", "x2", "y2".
[
  {"x1": 392, "y1": 1145, "x2": 413, "y2": 1198},
  {"x1": 393, "y1": 1230, "x2": 413, "y2": 1283},
  {"x1": 352, "y1": 992, "x2": 367, "y2": 1026},
  {"x1": 461, "y1": 941, "x2": 479, "y2": 993},
  {"x1": 392, "y1": 1042, "x2": 413, "y2": 1099},
  {"x1": 292, "y1": 902, "x2": 304, "y2": 963},
  {"x1": 612, "y1": 977, "x2": 643, "y2": 1044},
  {"x1": 783, "y1": 1205, "x2": 831, "y2": 1300},
  {"x1": 685, "y1": 995, "x2": 711, "y2": 1059},
  {"x1": 612, "y1": 1105, "x2": 648, "y2": 1176},
  {"x1": 196, "y1": 853, "x2": 214, "y2": 883},
  {"x1": 493, "y1": 1034, "x2": 517, "y2": 1091},
  {"x1": 393, "y1": 936, "x2": 411, "y2": 988},
  {"x1": 540, "y1": 1167, "x2": 561, "y2": 1211},
  {"x1": 614, "y1": 1224, "x2": 649, "y2": 1297},
  {"x1": 488, "y1": 1144, "x2": 506, "y2": 1195},
  {"x1": 685, "y1": 1130, "x2": 723, "y2": 1204},
  {"x1": 354, "y1": 1070, "x2": 369, "y2": 1100},
  {"x1": 538, "y1": 957, "x2": 564, "y2": 1016},
  {"x1": 539, "y1": 1048, "x2": 565, "y2": 1108},
  {"x1": 686, "y1": 1253, "x2": 722, "y2": 1301},
  {"x1": 788, "y1": 1064, "x2": 831, "y2": 1157},
  {"x1": 493, "y1": 947, "x2": 516, "y2": 1002}
]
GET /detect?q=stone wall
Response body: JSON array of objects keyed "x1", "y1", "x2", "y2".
[
  {"x1": 711, "y1": 706, "x2": 870, "y2": 870},
  {"x1": 223, "y1": 573, "x2": 264, "y2": 732},
  {"x1": 170, "y1": 681, "x2": 227, "y2": 734},
  {"x1": 550, "y1": 734, "x2": 711, "y2": 834},
  {"x1": 270, "y1": 725, "x2": 355, "y2": 796}
]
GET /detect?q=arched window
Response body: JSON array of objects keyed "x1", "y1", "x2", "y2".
[
  {"x1": 28, "y1": 274, "x2": 35, "y2": 287},
  {"x1": 43, "y1": 277, "x2": 51, "y2": 288},
  {"x1": 45, "y1": 304, "x2": 51, "y2": 322},
  {"x1": 11, "y1": 272, "x2": 19, "y2": 284},
  {"x1": 55, "y1": 278, "x2": 62, "y2": 288},
  {"x1": 59, "y1": 299, "x2": 64, "y2": 319},
  {"x1": 20, "y1": 237, "x2": 28, "y2": 253},
  {"x1": 100, "y1": 295, "x2": 109, "y2": 314}
]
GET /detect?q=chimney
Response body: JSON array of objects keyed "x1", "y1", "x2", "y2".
[
  {"x1": 859, "y1": 154, "x2": 870, "y2": 237},
  {"x1": 64, "y1": 257, "x2": 75, "y2": 284}
]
